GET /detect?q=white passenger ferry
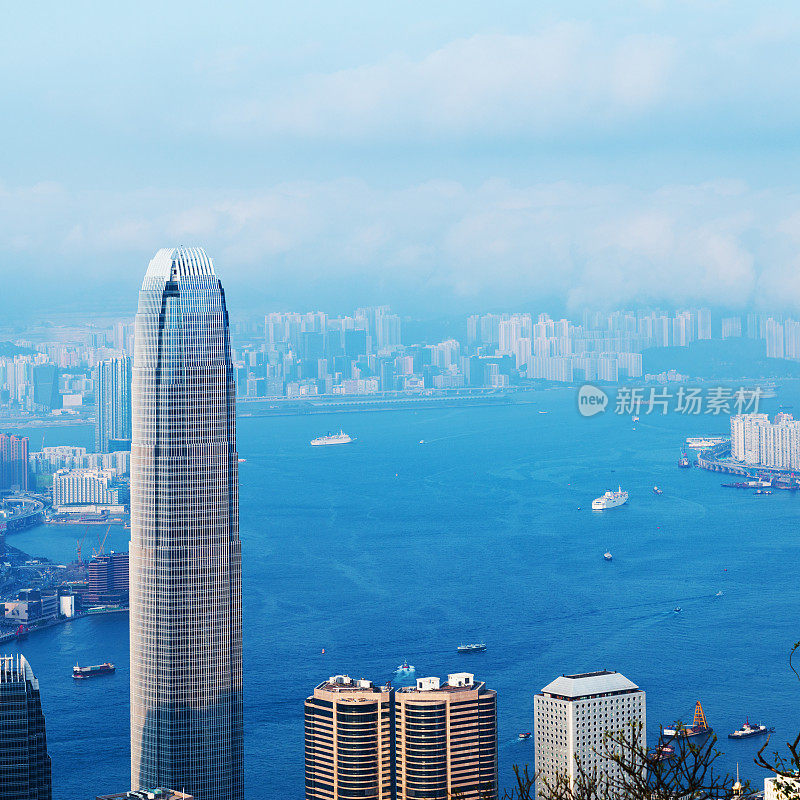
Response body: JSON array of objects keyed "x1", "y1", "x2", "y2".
[
  {"x1": 592, "y1": 487, "x2": 629, "y2": 510},
  {"x1": 310, "y1": 430, "x2": 353, "y2": 446},
  {"x1": 685, "y1": 436, "x2": 727, "y2": 449}
]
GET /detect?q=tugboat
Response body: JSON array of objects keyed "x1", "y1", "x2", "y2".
[
  {"x1": 518, "y1": 732, "x2": 532, "y2": 740},
  {"x1": 728, "y1": 718, "x2": 774, "y2": 739},
  {"x1": 73, "y1": 662, "x2": 115, "y2": 679},
  {"x1": 663, "y1": 701, "x2": 711, "y2": 738},
  {"x1": 652, "y1": 486, "x2": 663, "y2": 495},
  {"x1": 457, "y1": 643, "x2": 487, "y2": 654}
]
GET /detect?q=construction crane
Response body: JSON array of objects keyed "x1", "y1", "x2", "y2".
[
  {"x1": 92, "y1": 525, "x2": 111, "y2": 559},
  {"x1": 76, "y1": 531, "x2": 88, "y2": 565}
]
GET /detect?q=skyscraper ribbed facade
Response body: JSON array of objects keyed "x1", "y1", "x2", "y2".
[
  {"x1": 0, "y1": 654, "x2": 51, "y2": 800},
  {"x1": 95, "y1": 355, "x2": 133, "y2": 453},
  {"x1": 130, "y1": 247, "x2": 243, "y2": 800}
]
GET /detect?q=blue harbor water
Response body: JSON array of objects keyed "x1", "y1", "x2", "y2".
[{"x1": 7, "y1": 389, "x2": 800, "y2": 798}]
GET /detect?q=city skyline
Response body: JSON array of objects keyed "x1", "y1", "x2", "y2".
[
  {"x1": 3, "y1": 1, "x2": 800, "y2": 796},
  {"x1": 129, "y1": 247, "x2": 243, "y2": 798}
]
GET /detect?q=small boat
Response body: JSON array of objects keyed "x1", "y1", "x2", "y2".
[
  {"x1": 663, "y1": 701, "x2": 711, "y2": 738},
  {"x1": 457, "y1": 643, "x2": 487, "y2": 654},
  {"x1": 237, "y1": 457, "x2": 246, "y2": 463},
  {"x1": 632, "y1": 416, "x2": 640, "y2": 423},
  {"x1": 728, "y1": 718, "x2": 774, "y2": 739},
  {"x1": 604, "y1": 552, "x2": 613, "y2": 561},
  {"x1": 538, "y1": 410, "x2": 549, "y2": 415},
  {"x1": 754, "y1": 489, "x2": 772, "y2": 495},
  {"x1": 396, "y1": 661, "x2": 415, "y2": 675},
  {"x1": 674, "y1": 607, "x2": 682, "y2": 613},
  {"x1": 678, "y1": 453, "x2": 691, "y2": 468},
  {"x1": 649, "y1": 744, "x2": 675, "y2": 761},
  {"x1": 715, "y1": 591, "x2": 723, "y2": 597},
  {"x1": 73, "y1": 662, "x2": 115, "y2": 679},
  {"x1": 419, "y1": 440, "x2": 425, "y2": 444},
  {"x1": 652, "y1": 486, "x2": 663, "y2": 495},
  {"x1": 518, "y1": 732, "x2": 532, "y2": 740}
]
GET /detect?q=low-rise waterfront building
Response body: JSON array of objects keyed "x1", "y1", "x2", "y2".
[{"x1": 4, "y1": 589, "x2": 59, "y2": 623}]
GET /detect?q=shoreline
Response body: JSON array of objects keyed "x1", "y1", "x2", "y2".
[{"x1": 0, "y1": 606, "x2": 128, "y2": 645}]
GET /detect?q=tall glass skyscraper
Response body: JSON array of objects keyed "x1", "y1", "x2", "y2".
[
  {"x1": 0, "y1": 654, "x2": 51, "y2": 800},
  {"x1": 129, "y1": 247, "x2": 243, "y2": 800},
  {"x1": 94, "y1": 355, "x2": 132, "y2": 452}
]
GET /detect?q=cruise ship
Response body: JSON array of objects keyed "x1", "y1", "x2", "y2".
[
  {"x1": 592, "y1": 487, "x2": 629, "y2": 510},
  {"x1": 310, "y1": 430, "x2": 353, "y2": 447}
]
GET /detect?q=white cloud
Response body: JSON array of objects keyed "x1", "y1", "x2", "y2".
[
  {"x1": 3, "y1": 176, "x2": 800, "y2": 312},
  {"x1": 215, "y1": 26, "x2": 676, "y2": 140}
]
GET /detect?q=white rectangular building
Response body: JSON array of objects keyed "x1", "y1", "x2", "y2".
[
  {"x1": 765, "y1": 776, "x2": 800, "y2": 800},
  {"x1": 534, "y1": 670, "x2": 645, "y2": 794},
  {"x1": 52, "y1": 468, "x2": 120, "y2": 510}
]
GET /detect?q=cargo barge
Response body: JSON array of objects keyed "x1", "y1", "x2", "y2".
[{"x1": 73, "y1": 662, "x2": 115, "y2": 679}]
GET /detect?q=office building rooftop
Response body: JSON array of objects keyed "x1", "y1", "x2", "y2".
[{"x1": 540, "y1": 670, "x2": 639, "y2": 699}]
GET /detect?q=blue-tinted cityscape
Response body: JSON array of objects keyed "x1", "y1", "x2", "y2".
[{"x1": 4, "y1": 1, "x2": 800, "y2": 799}]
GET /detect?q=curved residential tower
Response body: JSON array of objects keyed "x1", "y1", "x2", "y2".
[{"x1": 130, "y1": 247, "x2": 243, "y2": 800}]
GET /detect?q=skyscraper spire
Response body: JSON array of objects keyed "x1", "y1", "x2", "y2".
[{"x1": 129, "y1": 247, "x2": 243, "y2": 800}]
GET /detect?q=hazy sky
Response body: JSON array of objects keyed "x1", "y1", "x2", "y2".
[{"x1": 5, "y1": 1, "x2": 800, "y2": 316}]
